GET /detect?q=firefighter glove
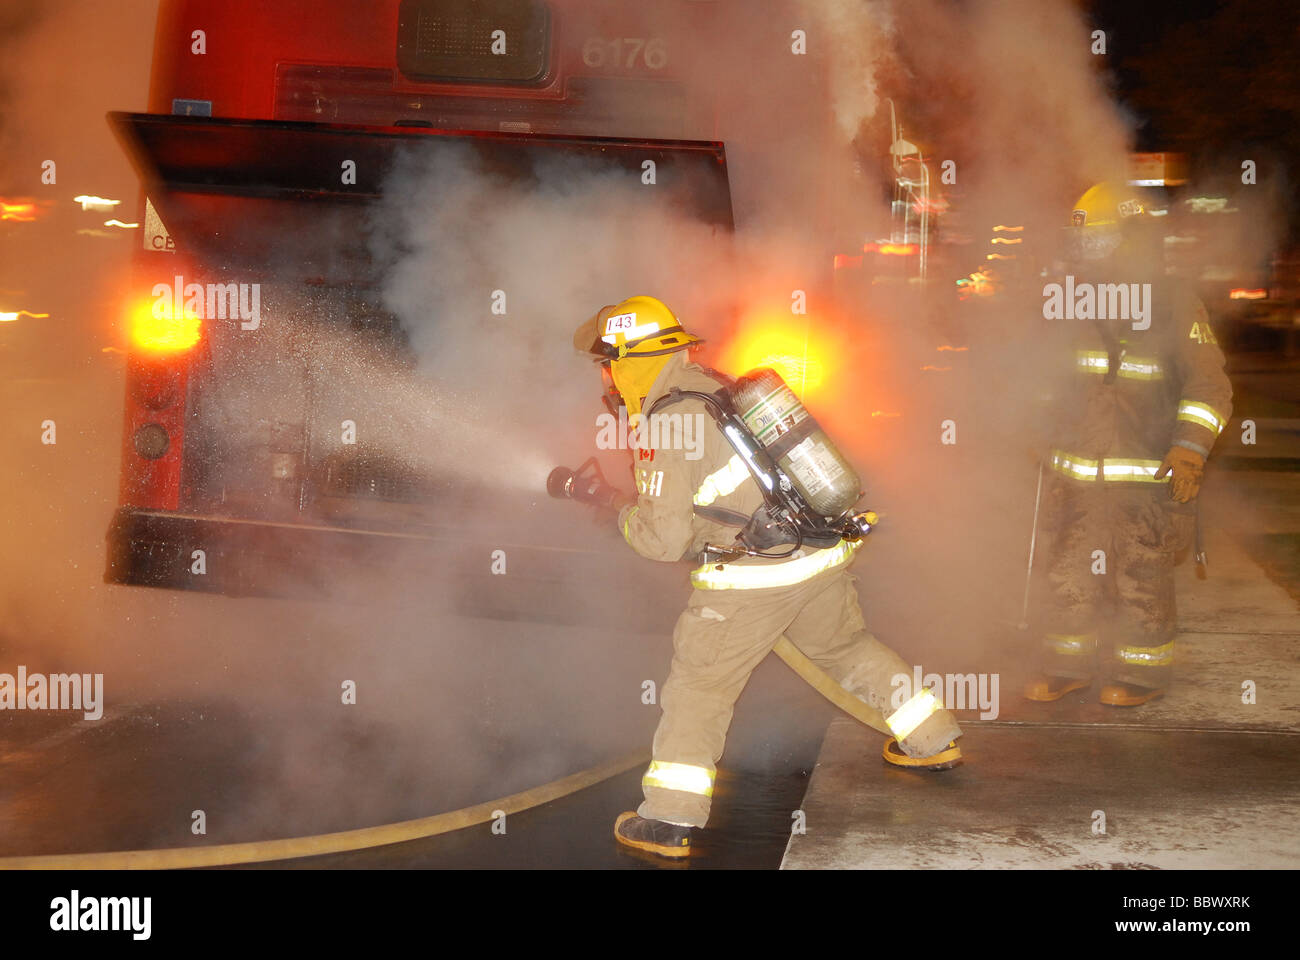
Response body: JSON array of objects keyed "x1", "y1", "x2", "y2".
[{"x1": 1155, "y1": 445, "x2": 1205, "y2": 503}]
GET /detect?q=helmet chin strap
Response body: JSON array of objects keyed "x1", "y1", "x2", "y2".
[
  {"x1": 614, "y1": 325, "x2": 690, "y2": 360},
  {"x1": 616, "y1": 341, "x2": 695, "y2": 360}
]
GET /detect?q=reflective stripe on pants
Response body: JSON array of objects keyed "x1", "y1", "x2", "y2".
[
  {"x1": 1116, "y1": 639, "x2": 1175, "y2": 668},
  {"x1": 642, "y1": 760, "x2": 714, "y2": 797},
  {"x1": 1045, "y1": 632, "x2": 1098, "y2": 656},
  {"x1": 885, "y1": 686, "x2": 943, "y2": 741}
]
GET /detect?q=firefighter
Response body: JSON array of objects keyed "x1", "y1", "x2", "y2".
[
  {"x1": 573, "y1": 295, "x2": 963, "y2": 859},
  {"x1": 1025, "y1": 183, "x2": 1233, "y2": 706}
]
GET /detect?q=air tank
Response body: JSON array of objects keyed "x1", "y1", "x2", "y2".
[{"x1": 731, "y1": 367, "x2": 861, "y2": 518}]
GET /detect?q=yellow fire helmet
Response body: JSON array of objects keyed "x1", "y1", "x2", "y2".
[
  {"x1": 1070, "y1": 181, "x2": 1146, "y2": 228},
  {"x1": 573, "y1": 295, "x2": 702, "y2": 362},
  {"x1": 1067, "y1": 181, "x2": 1150, "y2": 261}
]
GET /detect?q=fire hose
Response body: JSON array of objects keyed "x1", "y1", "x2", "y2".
[{"x1": 0, "y1": 751, "x2": 650, "y2": 869}]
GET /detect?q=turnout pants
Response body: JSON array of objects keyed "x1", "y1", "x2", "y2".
[
  {"x1": 639, "y1": 562, "x2": 962, "y2": 829},
  {"x1": 1036, "y1": 474, "x2": 1178, "y2": 690}
]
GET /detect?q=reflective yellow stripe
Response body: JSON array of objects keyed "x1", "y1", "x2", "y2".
[
  {"x1": 1116, "y1": 639, "x2": 1175, "y2": 667},
  {"x1": 1045, "y1": 632, "x2": 1097, "y2": 656},
  {"x1": 1050, "y1": 449, "x2": 1099, "y2": 481},
  {"x1": 621, "y1": 505, "x2": 639, "y2": 543},
  {"x1": 885, "y1": 686, "x2": 943, "y2": 741},
  {"x1": 1177, "y1": 400, "x2": 1226, "y2": 435},
  {"x1": 1075, "y1": 350, "x2": 1164, "y2": 380},
  {"x1": 1051, "y1": 450, "x2": 1169, "y2": 483},
  {"x1": 693, "y1": 454, "x2": 750, "y2": 507},
  {"x1": 1076, "y1": 350, "x2": 1109, "y2": 374},
  {"x1": 1101, "y1": 458, "x2": 1167, "y2": 483},
  {"x1": 689, "y1": 539, "x2": 861, "y2": 590},
  {"x1": 1118, "y1": 356, "x2": 1163, "y2": 380},
  {"x1": 642, "y1": 760, "x2": 714, "y2": 797}
]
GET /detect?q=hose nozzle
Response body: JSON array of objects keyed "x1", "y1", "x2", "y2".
[{"x1": 547, "y1": 458, "x2": 626, "y2": 510}]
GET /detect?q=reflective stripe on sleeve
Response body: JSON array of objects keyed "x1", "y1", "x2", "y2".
[
  {"x1": 621, "y1": 505, "x2": 639, "y2": 544},
  {"x1": 642, "y1": 760, "x2": 714, "y2": 797},
  {"x1": 1116, "y1": 640, "x2": 1175, "y2": 667},
  {"x1": 885, "y1": 686, "x2": 943, "y2": 741},
  {"x1": 689, "y1": 539, "x2": 861, "y2": 590},
  {"x1": 1177, "y1": 400, "x2": 1226, "y2": 435},
  {"x1": 693, "y1": 454, "x2": 750, "y2": 507}
]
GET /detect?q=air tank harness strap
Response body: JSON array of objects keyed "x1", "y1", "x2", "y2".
[{"x1": 693, "y1": 504, "x2": 752, "y2": 528}]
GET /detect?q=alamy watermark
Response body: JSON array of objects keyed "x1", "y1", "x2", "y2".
[
  {"x1": 596, "y1": 408, "x2": 707, "y2": 461},
  {"x1": 1042, "y1": 274, "x2": 1152, "y2": 330},
  {"x1": 50, "y1": 891, "x2": 150, "y2": 940},
  {"x1": 892, "y1": 666, "x2": 1000, "y2": 720},
  {"x1": 153, "y1": 274, "x2": 261, "y2": 330},
  {"x1": 0, "y1": 666, "x2": 103, "y2": 720}
]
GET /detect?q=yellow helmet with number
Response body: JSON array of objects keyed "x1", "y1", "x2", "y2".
[
  {"x1": 573, "y1": 295, "x2": 702, "y2": 362},
  {"x1": 1070, "y1": 181, "x2": 1146, "y2": 228},
  {"x1": 1067, "y1": 181, "x2": 1151, "y2": 261}
]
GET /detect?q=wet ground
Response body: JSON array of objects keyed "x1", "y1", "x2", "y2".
[
  {"x1": 784, "y1": 720, "x2": 1300, "y2": 869},
  {"x1": 784, "y1": 362, "x2": 1300, "y2": 869},
  {"x1": 0, "y1": 653, "x2": 835, "y2": 869}
]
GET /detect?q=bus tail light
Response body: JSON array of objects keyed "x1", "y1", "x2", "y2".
[{"x1": 128, "y1": 297, "x2": 201, "y2": 354}]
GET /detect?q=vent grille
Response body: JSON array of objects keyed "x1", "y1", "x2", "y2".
[{"x1": 397, "y1": 0, "x2": 549, "y2": 84}]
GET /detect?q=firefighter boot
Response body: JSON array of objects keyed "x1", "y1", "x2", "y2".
[
  {"x1": 614, "y1": 812, "x2": 692, "y2": 859},
  {"x1": 883, "y1": 707, "x2": 964, "y2": 770},
  {"x1": 882, "y1": 738, "x2": 962, "y2": 770},
  {"x1": 1099, "y1": 681, "x2": 1165, "y2": 706},
  {"x1": 1024, "y1": 674, "x2": 1092, "y2": 702}
]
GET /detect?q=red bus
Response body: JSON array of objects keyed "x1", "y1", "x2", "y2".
[{"x1": 104, "y1": 0, "x2": 739, "y2": 623}]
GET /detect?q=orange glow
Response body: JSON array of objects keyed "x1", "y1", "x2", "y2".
[
  {"x1": 0, "y1": 309, "x2": 50, "y2": 322},
  {"x1": 129, "y1": 299, "x2": 201, "y2": 353},
  {"x1": 756, "y1": 353, "x2": 824, "y2": 388},
  {"x1": 718, "y1": 311, "x2": 839, "y2": 396},
  {"x1": 992, "y1": 224, "x2": 1023, "y2": 232},
  {"x1": 920, "y1": 365, "x2": 951, "y2": 372},
  {"x1": 833, "y1": 254, "x2": 863, "y2": 270},
  {"x1": 1229, "y1": 288, "x2": 1267, "y2": 300},
  {"x1": 870, "y1": 410, "x2": 901, "y2": 418},
  {"x1": 104, "y1": 219, "x2": 140, "y2": 229},
  {"x1": 936, "y1": 345, "x2": 968, "y2": 352},
  {"x1": 864, "y1": 242, "x2": 917, "y2": 256},
  {"x1": 1, "y1": 200, "x2": 37, "y2": 222}
]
